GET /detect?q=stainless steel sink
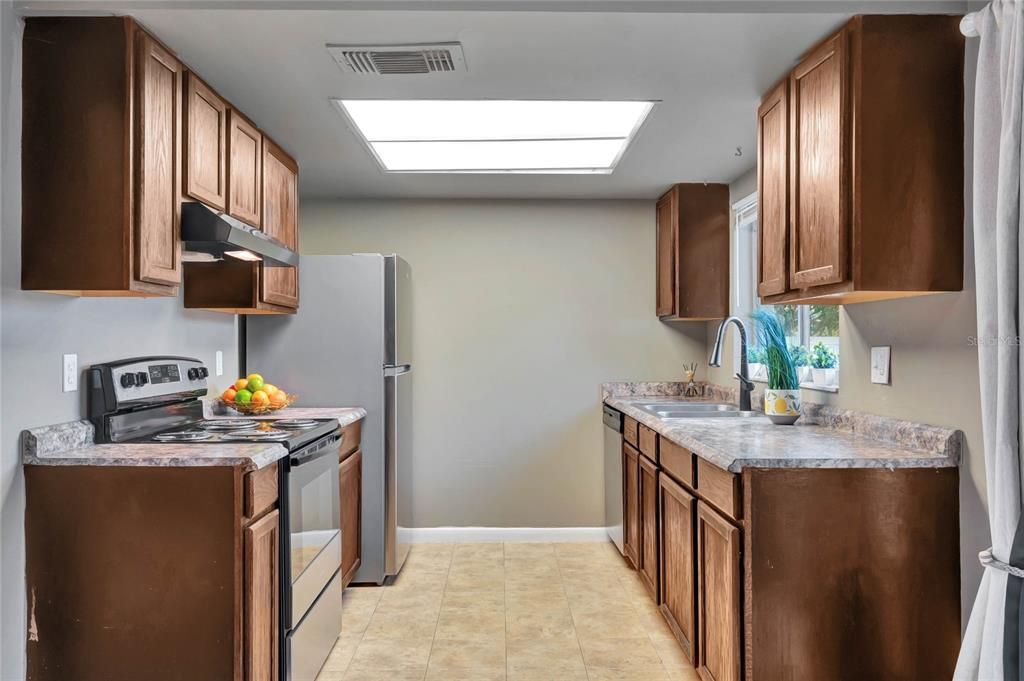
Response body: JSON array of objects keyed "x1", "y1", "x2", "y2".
[{"x1": 632, "y1": 401, "x2": 758, "y2": 419}]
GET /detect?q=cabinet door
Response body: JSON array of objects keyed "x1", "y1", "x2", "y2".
[
  {"x1": 638, "y1": 455, "x2": 659, "y2": 599},
  {"x1": 261, "y1": 137, "x2": 299, "y2": 308},
  {"x1": 659, "y1": 473, "x2": 697, "y2": 663},
  {"x1": 757, "y1": 80, "x2": 789, "y2": 297},
  {"x1": 340, "y1": 449, "x2": 362, "y2": 588},
  {"x1": 622, "y1": 443, "x2": 641, "y2": 568},
  {"x1": 133, "y1": 31, "x2": 182, "y2": 287},
  {"x1": 228, "y1": 110, "x2": 262, "y2": 227},
  {"x1": 789, "y1": 32, "x2": 848, "y2": 289},
  {"x1": 656, "y1": 190, "x2": 676, "y2": 316},
  {"x1": 696, "y1": 503, "x2": 741, "y2": 681},
  {"x1": 184, "y1": 73, "x2": 227, "y2": 210},
  {"x1": 245, "y1": 509, "x2": 280, "y2": 681}
]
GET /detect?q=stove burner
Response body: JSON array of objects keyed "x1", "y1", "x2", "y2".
[
  {"x1": 220, "y1": 428, "x2": 291, "y2": 441},
  {"x1": 153, "y1": 430, "x2": 214, "y2": 442},
  {"x1": 272, "y1": 418, "x2": 319, "y2": 429},
  {"x1": 201, "y1": 419, "x2": 258, "y2": 431}
]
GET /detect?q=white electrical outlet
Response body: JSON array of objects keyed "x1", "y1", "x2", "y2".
[
  {"x1": 62, "y1": 353, "x2": 78, "y2": 392},
  {"x1": 871, "y1": 346, "x2": 891, "y2": 385},
  {"x1": 215, "y1": 350, "x2": 224, "y2": 376}
]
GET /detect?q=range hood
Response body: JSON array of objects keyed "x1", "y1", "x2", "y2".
[{"x1": 181, "y1": 202, "x2": 299, "y2": 267}]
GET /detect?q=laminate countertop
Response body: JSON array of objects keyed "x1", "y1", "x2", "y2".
[
  {"x1": 21, "y1": 407, "x2": 367, "y2": 471},
  {"x1": 604, "y1": 383, "x2": 960, "y2": 473}
]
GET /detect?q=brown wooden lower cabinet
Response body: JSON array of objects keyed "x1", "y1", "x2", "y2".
[
  {"x1": 622, "y1": 442, "x2": 641, "y2": 568},
  {"x1": 658, "y1": 473, "x2": 697, "y2": 663},
  {"x1": 244, "y1": 510, "x2": 280, "y2": 681},
  {"x1": 619, "y1": 431, "x2": 962, "y2": 681},
  {"x1": 340, "y1": 448, "x2": 362, "y2": 588},
  {"x1": 638, "y1": 454, "x2": 659, "y2": 598},
  {"x1": 696, "y1": 502, "x2": 742, "y2": 681},
  {"x1": 25, "y1": 463, "x2": 281, "y2": 681}
]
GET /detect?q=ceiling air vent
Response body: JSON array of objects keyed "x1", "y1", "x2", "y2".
[{"x1": 327, "y1": 43, "x2": 467, "y2": 75}]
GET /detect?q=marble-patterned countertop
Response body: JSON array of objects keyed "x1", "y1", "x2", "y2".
[
  {"x1": 604, "y1": 383, "x2": 961, "y2": 472},
  {"x1": 22, "y1": 406, "x2": 366, "y2": 471}
]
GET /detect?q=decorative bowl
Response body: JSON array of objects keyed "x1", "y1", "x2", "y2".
[{"x1": 218, "y1": 393, "x2": 297, "y2": 416}]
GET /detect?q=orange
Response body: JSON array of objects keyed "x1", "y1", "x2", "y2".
[
  {"x1": 263, "y1": 384, "x2": 278, "y2": 396},
  {"x1": 222, "y1": 388, "x2": 237, "y2": 402},
  {"x1": 251, "y1": 390, "x2": 269, "y2": 406},
  {"x1": 269, "y1": 391, "x2": 288, "y2": 407},
  {"x1": 234, "y1": 378, "x2": 249, "y2": 391}
]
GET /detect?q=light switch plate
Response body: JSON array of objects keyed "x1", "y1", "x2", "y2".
[
  {"x1": 871, "y1": 346, "x2": 891, "y2": 385},
  {"x1": 62, "y1": 353, "x2": 78, "y2": 392},
  {"x1": 215, "y1": 350, "x2": 224, "y2": 376}
]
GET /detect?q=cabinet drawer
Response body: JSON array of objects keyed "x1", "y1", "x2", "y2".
[
  {"x1": 623, "y1": 416, "x2": 639, "y2": 447},
  {"x1": 696, "y1": 458, "x2": 741, "y2": 521},
  {"x1": 638, "y1": 424, "x2": 658, "y2": 463},
  {"x1": 244, "y1": 462, "x2": 278, "y2": 521},
  {"x1": 659, "y1": 437, "x2": 694, "y2": 488}
]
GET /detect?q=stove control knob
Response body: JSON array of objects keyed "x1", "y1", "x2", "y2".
[
  {"x1": 120, "y1": 373, "x2": 136, "y2": 388},
  {"x1": 135, "y1": 371, "x2": 149, "y2": 386},
  {"x1": 199, "y1": 367, "x2": 209, "y2": 378},
  {"x1": 188, "y1": 368, "x2": 200, "y2": 380}
]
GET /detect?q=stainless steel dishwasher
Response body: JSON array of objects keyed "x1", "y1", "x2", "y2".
[{"x1": 603, "y1": 405, "x2": 624, "y2": 554}]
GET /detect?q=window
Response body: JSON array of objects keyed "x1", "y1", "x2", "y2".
[{"x1": 732, "y1": 192, "x2": 840, "y2": 391}]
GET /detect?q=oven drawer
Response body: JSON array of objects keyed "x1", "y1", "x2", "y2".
[
  {"x1": 287, "y1": 568, "x2": 343, "y2": 681},
  {"x1": 291, "y1": 529, "x2": 340, "y2": 627}
]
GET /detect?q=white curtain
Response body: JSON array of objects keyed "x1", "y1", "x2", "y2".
[{"x1": 956, "y1": 2, "x2": 1024, "y2": 680}]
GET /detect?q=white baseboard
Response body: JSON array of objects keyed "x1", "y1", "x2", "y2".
[{"x1": 399, "y1": 526, "x2": 609, "y2": 544}]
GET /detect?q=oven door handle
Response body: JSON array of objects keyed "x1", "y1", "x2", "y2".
[{"x1": 290, "y1": 433, "x2": 342, "y2": 467}]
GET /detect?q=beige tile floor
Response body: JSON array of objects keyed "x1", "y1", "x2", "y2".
[{"x1": 316, "y1": 542, "x2": 699, "y2": 681}]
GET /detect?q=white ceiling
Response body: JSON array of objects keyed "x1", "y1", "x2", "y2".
[{"x1": 20, "y1": 1, "x2": 968, "y2": 199}]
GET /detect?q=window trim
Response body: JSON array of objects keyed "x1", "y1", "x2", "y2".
[{"x1": 731, "y1": 191, "x2": 839, "y2": 392}]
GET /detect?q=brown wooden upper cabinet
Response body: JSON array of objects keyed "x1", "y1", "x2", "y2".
[
  {"x1": 757, "y1": 15, "x2": 965, "y2": 305},
  {"x1": 229, "y1": 111, "x2": 263, "y2": 227},
  {"x1": 655, "y1": 184, "x2": 729, "y2": 320},
  {"x1": 756, "y1": 80, "x2": 789, "y2": 298},
  {"x1": 184, "y1": 72, "x2": 228, "y2": 211},
  {"x1": 22, "y1": 17, "x2": 183, "y2": 296},
  {"x1": 182, "y1": 134, "x2": 299, "y2": 314},
  {"x1": 261, "y1": 138, "x2": 300, "y2": 309}
]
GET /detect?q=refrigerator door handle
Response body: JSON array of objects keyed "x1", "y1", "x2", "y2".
[{"x1": 383, "y1": 364, "x2": 412, "y2": 377}]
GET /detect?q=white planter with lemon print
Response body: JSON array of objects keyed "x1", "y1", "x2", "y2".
[{"x1": 764, "y1": 389, "x2": 801, "y2": 425}]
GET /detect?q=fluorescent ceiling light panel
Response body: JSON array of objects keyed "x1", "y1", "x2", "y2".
[{"x1": 336, "y1": 99, "x2": 654, "y2": 173}]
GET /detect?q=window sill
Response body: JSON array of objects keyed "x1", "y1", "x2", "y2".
[
  {"x1": 799, "y1": 381, "x2": 839, "y2": 393},
  {"x1": 751, "y1": 376, "x2": 839, "y2": 393}
]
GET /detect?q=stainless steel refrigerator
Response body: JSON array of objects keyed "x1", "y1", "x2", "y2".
[{"x1": 247, "y1": 254, "x2": 411, "y2": 584}]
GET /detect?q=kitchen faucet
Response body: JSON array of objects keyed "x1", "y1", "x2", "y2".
[{"x1": 709, "y1": 316, "x2": 754, "y2": 412}]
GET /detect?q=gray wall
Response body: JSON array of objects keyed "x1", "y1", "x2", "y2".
[
  {"x1": 0, "y1": 14, "x2": 240, "y2": 680},
  {"x1": 301, "y1": 199, "x2": 707, "y2": 527},
  {"x1": 706, "y1": 41, "x2": 987, "y2": 624}
]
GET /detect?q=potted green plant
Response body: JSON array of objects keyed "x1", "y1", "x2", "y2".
[
  {"x1": 788, "y1": 344, "x2": 810, "y2": 383},
  {"x1": 752, "y1": 309, "x2": 801, "y2": 425},
  {"x1": 810, "y1": 342, "x2": 838, "y2": 386},
  {"x1": 747, "y1": 346, "x2": 767, "y2": 381}
]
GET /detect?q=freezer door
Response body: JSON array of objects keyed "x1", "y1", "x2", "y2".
[
  {"x1": 384, "y1": 363, "x2": 411, "y2": 576},
  {"x1": 384, "y1": 255, "x2": 413, "y2": 367}
]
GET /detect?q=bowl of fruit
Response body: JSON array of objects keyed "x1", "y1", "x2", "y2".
[{"x1": 220, "y1": 373, "x2": 296, "y2": 415}]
